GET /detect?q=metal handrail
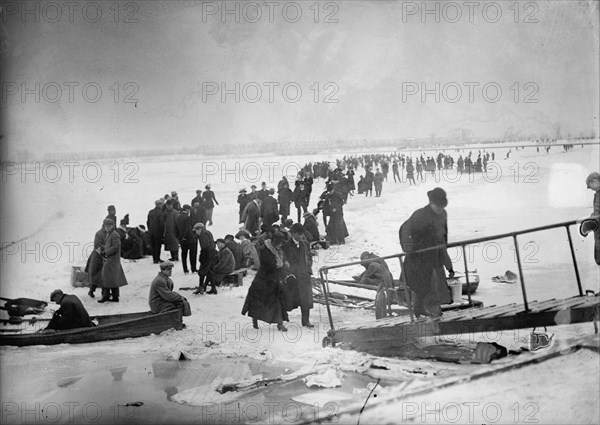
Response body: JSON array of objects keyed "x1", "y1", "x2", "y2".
[{"x1": 318, "y1": 219, "x2": 584, "y2": 331}]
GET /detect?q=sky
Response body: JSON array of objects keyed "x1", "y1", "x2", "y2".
[{"x1": 0, "y1": 0, "x2": 598, "y2": 159}]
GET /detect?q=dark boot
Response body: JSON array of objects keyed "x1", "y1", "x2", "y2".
[
  {"x1": 301, "y1": 308, "x2": 314, "y2": 328},
  {"x1": 109, "y1": 288, "x2": 119, "y2": 302},
  {"x1": 98, "y1": 288, "x2": 110, "y2": 303},
  {"x1": 207, "y1": 284, "x2": 217, "y2": 295},
  {"x1": 252, "y1": 318, "x2": 259, "y2": 329},
  {"x1": 193, "y1": 275, "x2": 206, "y2": 294}
]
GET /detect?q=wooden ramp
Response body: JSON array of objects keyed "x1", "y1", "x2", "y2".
[{"x1": 323, "y1": 294, "x2": 600, "y2": 355}]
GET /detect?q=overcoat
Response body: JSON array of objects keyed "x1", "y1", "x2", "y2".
[{"x1": 100, "y1": 228, "x2": 128, "y2": 288}]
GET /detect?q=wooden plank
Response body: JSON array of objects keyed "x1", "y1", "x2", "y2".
[
  {"x1": 471, "y1": 303, "x2": 530, "y2": 320},
  {"x1": 329, "y1": 296, "x2": 600, "y2": 348},
  {"x1": 447, "y1": 303, "x2": 516, "y2": 321},
  {"x1": 533, "y1": 297, "x2": 591, "y2": 313}
]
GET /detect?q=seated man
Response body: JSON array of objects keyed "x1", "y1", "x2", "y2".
[
  {"x1": 149, "y1": 261, "x2": 187, "y2": 313},
  {"x1": 45, "y1": 289, "x2": 94, "y2": 331},
  {"x1": 205, "y1": 239, "x2": 235, "y2": 295}
]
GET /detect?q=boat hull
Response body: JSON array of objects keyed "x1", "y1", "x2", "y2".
[{"x1": 0, "y1": 310, "x2": 183, "y2": 347}]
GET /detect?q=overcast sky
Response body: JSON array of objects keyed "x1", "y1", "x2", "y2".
[{"x1": 1, "y1": 1, "x2": 598, "y2": 157}]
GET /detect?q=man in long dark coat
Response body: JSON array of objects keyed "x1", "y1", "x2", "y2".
[
  {"x1": 282, "y1": 223, "x2": 314, "y2": 328},
  {"x1": 163, "y1": 199, "x2": 179, "y2": 261},
  {"x1": 85, "y1": 223, "x2": 106, "y2": 298},
  {"x1": 277, "y1": 183, "x2": 293, "y2": 222},
  {"x1": 399, "y1": 188, "x2": 454, "y2": 319},
  {"x1": 192, "y1": 223, "x2": 216, "y2": 294},
  {"x1": 242, "y1": 232, "x2": 289, "y2": 331},
  {"x1": 45, "y1": 289, "x2": 94, "y2": 331},
  {"x1": 237, "y1": 189, "x2": 250, "y2": 223},
  {"x1": 176, "y1": 205, "x2": 196, "y2": 274},
  {"x1": 147, "y1": 199, "x2": 165, "y2": 263},
  {"x1": 325, "y1": 187, "x2": 349, "y2": 244},
  {"x1": 99, "y1": 218, "x2": 128, "y2": 303},
  {"x1": 261, "y1": 189, "x2": 279, "y2": 228}
]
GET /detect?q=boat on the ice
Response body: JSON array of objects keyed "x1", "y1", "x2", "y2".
[
  {"x1": 447, "y1": 271, "x2": 480, "y2": 295},
  {"x1": 0, "y1": 309, "x2": 183, "y2": 347},
  {"x1": 313, "y1": 274, "x2": 483, "y2": 315}
]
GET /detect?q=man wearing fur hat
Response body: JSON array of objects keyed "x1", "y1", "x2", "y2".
[{"x1": 399, "y1": 188, "x2": 454, "y2": 319}]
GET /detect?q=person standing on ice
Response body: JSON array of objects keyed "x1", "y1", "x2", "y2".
[
  {"x1": 277, "y1": 183, "x2": 294, "y2": 223},
  {"x1": 293, "y1": 182, "x2": 309, "y2": 222},
  {"x1": 242, "y1": 197, "x2": 262, "y2": 237},
  {"x1": 98, "y1": 218, "x2": 128, "y2": 303},
  {"x1": 583, "y1": 172, "x2": 600, "y2": 265},
  {"x1": 399, "y1": 188, "x2": 454, "y2": 319},
  {"x1": 242, "y1": 231, "x2": 289, "y2": 332},
  {"x1": 392, "y1": 160, "x2": 401, "y2": 183},
  {"x1": 163, "y1": 199, "x2": 179, "y2": 262},
  {"x1": 192, "y1": 222, "x2": 216, "y2": 295},
  {"x1": 84, "y1": 222, "x2": 107, "y2": 298},
  {"x1": 260, "y1": 188, "x2": 279, "y2": 228},
  {"x1": 374, "y1": 168, "x2": 384, "y2": 197},
  {"x1": 237, "y1": 188, "x2": 250, "y2": 223},
  {"x1": 147, "y1": 199, "x2": 165, "y2": 264},
  {"x1": 106, "y1": 205, "x2": 117, "y2": 226},
  {"x1": 406, "y1": 160, "x2": 416, "y2": 185},
  {"x1": 202, "y1": 184, "x2": 219, "y2": 226},
  {"x1": 282, "y1": 223, "x2": 315, "y2": 328},
  {"x1": 175, "y1": 205, "x2": 195, "y2": 274},
  {"x1": 364, "y1": 167, "x2": 374, "y2": 196}
]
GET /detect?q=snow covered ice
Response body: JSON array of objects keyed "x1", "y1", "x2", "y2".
[{"x1": 1, "y1": 144, "x2": 599, "y2": 424}]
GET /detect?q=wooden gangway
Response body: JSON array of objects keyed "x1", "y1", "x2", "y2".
[
  {"x1": 318, "y1": 219, "x2": 600, "y2": 355},
  {"x1": 322, "y1": 294, "x2": 600, "y2": 354}
]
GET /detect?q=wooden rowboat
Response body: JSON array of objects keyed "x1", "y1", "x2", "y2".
[{"x1": 0, "y1": 310, "x2": 183, "y2": 347}]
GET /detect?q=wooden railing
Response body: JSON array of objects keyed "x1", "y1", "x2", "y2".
[{"x1": 318, "y1": 220, "x2": 585, "y2": 330}]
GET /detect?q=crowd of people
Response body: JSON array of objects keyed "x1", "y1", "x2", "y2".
[{"x1": 52, "y1": 146, "x2": 595, "y2": 334}]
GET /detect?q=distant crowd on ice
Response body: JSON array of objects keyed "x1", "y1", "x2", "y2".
[
  {"x1": 89, "y1": 148, "x2": 519, "y2": 281},
  {"x1": 72, "y1": 144, "x2": 597, "y2": 330}
]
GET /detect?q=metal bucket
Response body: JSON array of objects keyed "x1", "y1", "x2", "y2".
[{"x1": 449, "y1": 282, "x2": 462, "y2": 304}]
